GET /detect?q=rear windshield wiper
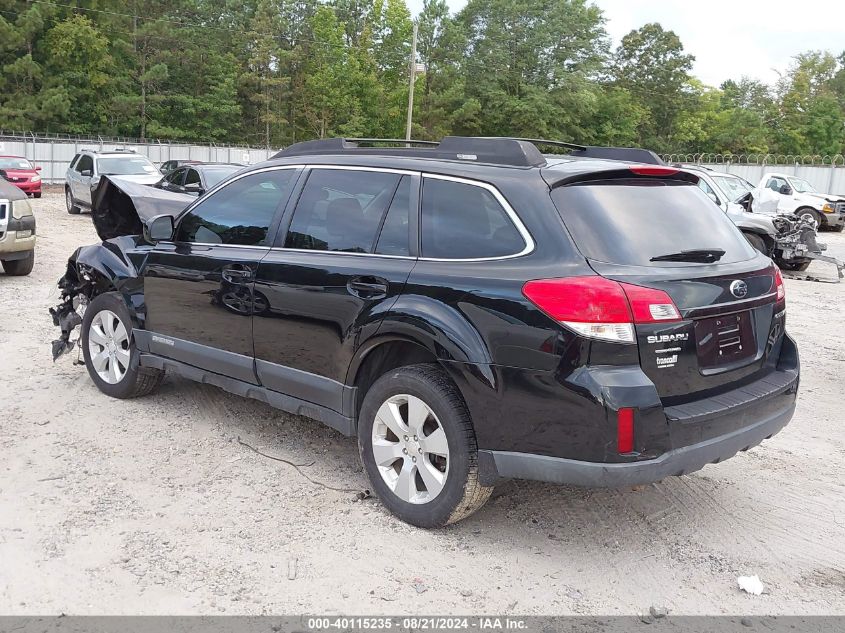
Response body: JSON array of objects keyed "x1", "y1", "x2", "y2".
[{"x1": 650, "y1": 248, "x2": 726, "y2": 263}]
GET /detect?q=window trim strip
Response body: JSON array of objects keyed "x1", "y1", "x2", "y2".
[{"x1": 170, "y1": 163, "x2": 536, "y2": 262}]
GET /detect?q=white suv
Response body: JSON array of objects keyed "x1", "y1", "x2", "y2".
[{"x1": 65, "y1": 150, "x2": 161, "y2": 214}]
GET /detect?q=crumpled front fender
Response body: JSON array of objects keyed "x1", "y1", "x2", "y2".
[{"x1": 49, "y1": 238, "x2": 146, "y2": 360}]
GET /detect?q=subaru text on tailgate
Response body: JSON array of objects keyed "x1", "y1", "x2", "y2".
[{"x1": 49, "y1": 137, "x2": 798, "y2": 527}]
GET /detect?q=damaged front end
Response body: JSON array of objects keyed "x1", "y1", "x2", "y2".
[
  {"x1": 49, "y1": 251, "x2": 101, "y2": 360},
  {"x1": 773, "y1": 215, "x2": 845, "y2": 280},
  {"x1": 49, "y1": 238, "x2": 147, "y2": 360},
  {"x1": 50, "y1": 176, "x2": 190, "y2": 360}
]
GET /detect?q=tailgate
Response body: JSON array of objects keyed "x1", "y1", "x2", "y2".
[
  {"x1": 550, "y1": 174, "x2": 787, "y2": 401},
  {"x1": 607, "y1": 265, "x2": 784, "y2": 400}
]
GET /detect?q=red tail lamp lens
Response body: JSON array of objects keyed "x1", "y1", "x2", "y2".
[
  {"x1": 620, "y1": 283, "x2": 682, "y2": 323},
  {"x1": 774, "y1": 267, "x2": 785, "y2": 302},
  {"x1": 521, "y1": 277, "x2": 632, "y2": 323},
  {"x1": 521, "y1": 277, "x2": 682, "y2": 343}
]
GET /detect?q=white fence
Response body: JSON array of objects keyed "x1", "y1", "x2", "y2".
[
  {"x1": 696, "y1": 163, "x2": 845, "y2": 195},
  {"x1": 0, "y1": 133, "x2": 274, "y2": 184},
  {"x1": 7, "y1": 132, "x2": 845, "y2": 194}
]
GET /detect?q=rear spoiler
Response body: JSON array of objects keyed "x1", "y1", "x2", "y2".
[{"x1": 548, "y1": 165, "x2": 700, "y2": 188}]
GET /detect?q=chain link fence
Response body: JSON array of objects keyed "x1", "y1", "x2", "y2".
[
  {"x1": 661, "y1": 153, "x2": 845, "y2": 165},
  {"x1": 0, "y1": 131, "x2": 274, "y2": 184}
]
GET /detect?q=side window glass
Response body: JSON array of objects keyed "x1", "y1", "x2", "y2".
[
  {"x1": 697, "y1": 179, "x2": 720, "y2": 206},
  {"x1": 77, "y1": 155, "x2": 93, "y2": 173},
  {"x1": 175, "y1": 170, "x2": 295, "y2": 246},
  {"x1": 375, "y1": 175, "x2": 411, "y2": 256},
  {"x1": 284, "y1": 169, "x2": 402, "y2": 253},
  {"x1": 166, "y1": 168, "x2": 184, "y2": 185},
  {"x1": 420, "y1": 177, "x2": 525, "y2": 259},
  {"x1": 185, "y1": 169, "x2": 201, "y2": 186}
]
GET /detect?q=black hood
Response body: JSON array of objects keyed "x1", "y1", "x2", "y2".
[{"x1": 91, "y1": 175, "x2": 192, "y2": 241}]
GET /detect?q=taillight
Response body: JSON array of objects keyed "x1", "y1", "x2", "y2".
[
  {"x1": 629, "y1": 165, "x2": 679, "y2": 177},
  {"x1": 621, "y1": 283, "x2": 682, "y2": 322},
  {"x1": 521, "y1": 277, "x2": 682, "y2": 343},
  {"x1": 774, "y1": 267, "x2": 785, "y2": 302},
  {"x1": 617, "y1": 408, "x2": 635, "y2": 453}
]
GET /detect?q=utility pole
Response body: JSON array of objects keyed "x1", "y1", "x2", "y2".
[{"x1": 405, "y1": 21, "x2": 418, "y2": 142}]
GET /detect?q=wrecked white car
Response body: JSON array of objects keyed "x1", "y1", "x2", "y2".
[
  {"x1": 752, "y1": 172, "x2": 845, "y2": 232},
  {"x1": 685, "y1": 166, "x2": 836, "y2": 274}
]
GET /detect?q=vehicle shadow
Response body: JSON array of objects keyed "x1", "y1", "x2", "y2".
[{"x1": 151, "y1": 373, "x2": 771, "y2": 551}]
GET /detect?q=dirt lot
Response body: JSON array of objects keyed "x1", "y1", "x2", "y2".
[{"x1": 1, "y1": 191, "x2": 844, "y2": 616}]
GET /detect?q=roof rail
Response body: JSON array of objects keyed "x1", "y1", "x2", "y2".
[
  {"x1": 273, "y1": 136, "x2": 663, "y2": 168},
  {"x1": 274, "y1": 136, "x2": 547, "y2": 167},
  {"x1": 494, "y1": 138, "x2": 665, "y2": 165}
]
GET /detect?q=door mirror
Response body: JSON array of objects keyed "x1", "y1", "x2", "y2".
[
  {"x1": 144, "y1": 214, "x2": 174, "y2": 243},
  {"x1": 184, "y1": 182, "x2": 204, "y2": 195},
  {"x1": 779, "y1": 184, "x2": 792, "y2": 195},
  {"x1": 81, "y1": 169, "x2": 93, "y2": 177}
]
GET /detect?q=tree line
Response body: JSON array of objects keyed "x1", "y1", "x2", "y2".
[{"x1": 1, "y1": 0, "x2": 845, "y2": 155}]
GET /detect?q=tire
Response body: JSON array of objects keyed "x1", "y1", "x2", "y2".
[
  {"x1": 358, "y1": 363, "x2": 493, "y2": 528},
  {"x1": 743, "y1": 232, "x2": 768, "y2": 255},
  {"x1": 831, "y1": 224, "x2": 844, "y2": 233},
  {"x1": 81, "y1": 292, "x2": 164, "y2": 399},
  {"x1": 34, "y1": 192, "x2": 41, "y2": 199},
  {"x1": 66, "y1": 188, "x2": 80, "y2": 215},
  {"x1": 796, "y1": 207, "x2": 821, "y2": 228},
  {"x1": 1, "y1": 251, "x2": 34, "y2": 276}
]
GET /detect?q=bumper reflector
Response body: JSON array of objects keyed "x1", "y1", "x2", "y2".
[{"x1": 618, "y1": 407, "x2": 635, "y2": 453}]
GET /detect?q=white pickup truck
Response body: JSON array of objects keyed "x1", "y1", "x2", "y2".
[{"x1": 752, "y1": 172, "x2": 845, "y2": 232}]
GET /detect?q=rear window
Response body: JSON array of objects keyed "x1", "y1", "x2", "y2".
[
  {"x1": 97, "y1": 156, "x2": 157, "y2": 176},
  {"x1": 551, "y1": 181, "x2": 756, "y2": 267}
]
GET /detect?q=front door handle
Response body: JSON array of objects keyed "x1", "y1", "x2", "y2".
[
  {"x1": 347, "y1": 277, "x2": 389, "y2": 299},
  {"x1": 222, "y1": 265, "x2": 255, "y2": 283}
]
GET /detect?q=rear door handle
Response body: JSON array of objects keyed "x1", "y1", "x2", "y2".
[{"x1": 347, "y1": 277, "x2": 389, "y2": 299}]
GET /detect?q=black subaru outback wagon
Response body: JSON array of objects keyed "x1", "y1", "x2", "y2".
[{"x1": 52, "y1": 137, "x2": 799, "y2": 527}]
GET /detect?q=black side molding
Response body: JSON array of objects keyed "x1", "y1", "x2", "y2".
[{"x1": 139, "y1": 354, "x2": 356, "y2": 437}]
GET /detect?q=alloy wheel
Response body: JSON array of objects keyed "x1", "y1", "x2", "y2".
[
  {"x1": 371, "y1": 394, "x2": 450, "y2": 504},
  {"x1": 88, "y1": 309, "x2": 130, "y2": 384},
  {"x1": 66, "y1": 189, "x2": 73, "y2": 211}
]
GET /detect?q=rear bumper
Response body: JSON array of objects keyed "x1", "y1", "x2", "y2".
[
  {"x1": 471, "y1": 334, "x2": 799, "y2": 488},
  {"x1": 479, "y1": 397, "x2": 793, "y2": 487}
]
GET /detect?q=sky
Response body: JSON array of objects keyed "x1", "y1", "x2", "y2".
[{"x1": 404, "y1": 0, "x2": 845, "y2": 87}]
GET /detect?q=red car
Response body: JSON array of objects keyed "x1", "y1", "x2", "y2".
[{"x1": 0, "y1": 156, "x2": 42, "y2": 198}]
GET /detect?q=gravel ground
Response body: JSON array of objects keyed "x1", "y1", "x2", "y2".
[{"x1": 1, "y1": 191, "x2": 844, "y2": 615}]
